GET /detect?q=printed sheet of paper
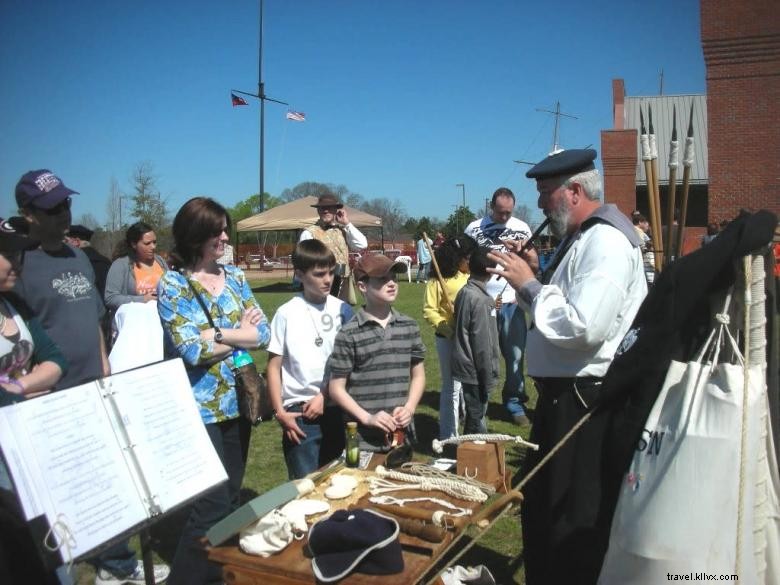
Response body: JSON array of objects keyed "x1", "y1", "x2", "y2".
[
  {"x1": 106, "y1": 359, "x2": 228, "y2": 512},
  {"x1": 0, "y1": 383, "x2": 148, "y2": 560}
]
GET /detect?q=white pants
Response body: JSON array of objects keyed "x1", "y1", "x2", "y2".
[{"x1": 436, "y1": 335, "x2": 462, "y2": 440}]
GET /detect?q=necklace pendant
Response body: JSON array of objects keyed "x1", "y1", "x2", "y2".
[{"x1": 315, "y1": 337, "x2": 323, "y2": 347}]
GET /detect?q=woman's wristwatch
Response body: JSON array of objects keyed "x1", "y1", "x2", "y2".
[{"x1": 214, "y1": 327, "x2": 223, "y2": 344}]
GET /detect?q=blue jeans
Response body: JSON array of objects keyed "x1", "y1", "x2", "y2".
[
  {"x1": 168, "y1": 417, "x2": 250, "y2": 585},
  {"x1": 497, "y1": 302, "x2": 527, "y2": 416},
  {"x1": 416, "y1": 263, "x2": 430, "y2": 282},
  {"x1": 92, "y1": 540, "x2": 137, "y2": 577},
  {"x1": 436, "y1": 335, "x2": 462, "y2": 440},
  {"x1": 461, "y1": 383, "x2": 489, "y2": 434},
  {"x1": 282, "y1": 405, "x2": 345, "y2": 479}
]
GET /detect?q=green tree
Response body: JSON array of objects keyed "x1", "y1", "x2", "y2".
[
  {"x1": 443, "y1": 206, "x2": 476, "y2": 236},
  {"x1": 227, "y1": 193, "x2": 283, "y2": 246},
  {"x1": 129, "y1": 161, "x2": 168, "y2": 229}
]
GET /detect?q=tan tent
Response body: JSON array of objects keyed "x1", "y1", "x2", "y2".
[{"x1": 236, "y1": 196, "x2": 383, "y2": 232}]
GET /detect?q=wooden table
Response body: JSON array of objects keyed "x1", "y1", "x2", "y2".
[{"x1": 208, "y1": 460, "x2": 516, "y2": 584}]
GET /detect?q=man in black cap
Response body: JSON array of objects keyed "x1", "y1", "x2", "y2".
[
  {"x1": 66, "y1": 224, "x2": 111, "y2": 297},
  {"x1": 488, "y1": 149, "x2": 647, "y2": 585},
  {"x1": 299, "y1": 193, "x2": 368, "y2": 298}
]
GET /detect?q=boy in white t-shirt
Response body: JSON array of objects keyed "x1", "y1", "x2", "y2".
[{"x1": 267, "y1": 240, "x2": 354, "y2": 479}]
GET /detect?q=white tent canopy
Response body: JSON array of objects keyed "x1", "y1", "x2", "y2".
[{"x1": 236, "y1": 196, "x2": 383, "y2": 232}]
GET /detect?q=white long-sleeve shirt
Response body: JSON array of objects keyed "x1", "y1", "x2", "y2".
[
  {"x1": 299, "y1": 223, "x2": 368, "y2": 250},
  {"x1": 518, "y1": 222, "x2": 647, "y2": 378}
]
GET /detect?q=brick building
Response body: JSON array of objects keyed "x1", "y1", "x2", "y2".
[
  {"x1": 602, "y1": 0, "x2": 779, "y2": 254},
  {"x1": 701, "y1": 0, "x2": 780, "y2": 223}
]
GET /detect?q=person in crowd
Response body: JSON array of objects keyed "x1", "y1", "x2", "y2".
[
  {"x1": 267, "y1": 240, "x2": 353, "y2": 479},
  {"x1": 328, "y1": 255, "x2": 425, "y2": 452},
  {"x1": 299, "y1": 193, "x2": 367, "y2": 298},
  {"x1": 13, "y1": 169, "x2": 168, "y2": 585},
  {"x1": 489, "y1": 149, "x2": 647, "y2": 585},
  {"x1": 701, "y1": 221, "x2": 719, "y2": 247},
  {"x1": 0, "y1": 218, "x2": 67, "y2": 402},
  {"x1": 157, "y1": 197, "x2": 270, "y2": 585},
  {"x1": 0, "y1": 219, "x2": 68, "y2": 585},
  {"x1": 13, "y1": 170, "x2": 109, "y2": 391},
  {"x1": 451, "y1": 248, "x2": 500, "y2": 434},
  {"x1": 433, "y1": 231, "x2": 446, "y2": 249},
  {"x1": 632, "y1": 212, "x2": 655, "y2": 286},
  {"x1": 66, "y1": 224, "x2": 112, "y2": 297},
  {"x1": 423, "y1": 235, "x2": 476, "y2": 440},
  {"x1": 464, "y1": 187, "x2": 532, "y2": 426},
  {"x1": 415, "y1": 234, "x2": 432, "y2": 283},
  {"x1": 104, "y1": 221, "x2": 168, "y2": 310}
]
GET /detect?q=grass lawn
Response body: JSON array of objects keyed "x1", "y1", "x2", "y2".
[{"x1": 74, "y1": 278, "x2": 534, "y2": 584}]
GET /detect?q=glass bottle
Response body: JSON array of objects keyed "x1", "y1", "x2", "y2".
[
  {"x1": 232, "y1": 348, "x2": 254, "y2": 369},
  {"x1": 345, "y1": 422, "x2": 360, "y2": 468}
]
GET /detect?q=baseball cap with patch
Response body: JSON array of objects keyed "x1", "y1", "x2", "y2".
[
  {"x1": 15, "y1": 170, "x2": 78, "y2": 210},
  {"x1": 353, "y1": 254, "x2": 407, "y2": 281}
]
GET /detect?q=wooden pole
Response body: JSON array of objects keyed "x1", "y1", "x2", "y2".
[
  {"x1": 665, "y1": 105, "x2": 679, "y2": 264},
  {"x1": 422, "y1": 232, "x2": 454, "y2": 313},
  {"x1": 648, "y1": 105, "x2": 664, "y2": 271},
  {"x1": 640, "y1": 107, "x2": 662, "y2": 273},
  {"x1": 676, "y1": 101, "x2": 695, "y2": 258}
]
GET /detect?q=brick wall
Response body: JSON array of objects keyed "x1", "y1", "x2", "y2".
[
  {"x1": 602, "y1": 129, "x2": 639, "y2": 216},
  {"x1": 701, "y1": 0, "x2": 780, "y2": 223}
]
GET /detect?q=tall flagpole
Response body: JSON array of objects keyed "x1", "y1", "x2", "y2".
[
  {"x1": 259, "y1": 0, "x2": 265, "y2": 213},
  {"x1": 232, "y1": 0, "x2": 289, "y2": 213}
]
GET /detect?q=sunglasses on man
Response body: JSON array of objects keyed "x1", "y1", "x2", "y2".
[{"x1": 38, "y1": 198, "x2": 72, "y2": 216}]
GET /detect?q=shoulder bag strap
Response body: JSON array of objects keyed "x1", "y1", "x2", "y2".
[{"x1": 186, "y1": 278, "x2": 217, "y2": 329}]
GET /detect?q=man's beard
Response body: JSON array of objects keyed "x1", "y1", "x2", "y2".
[{"x1": 548, "y1": 198, "x2": 571, "y2": 239}]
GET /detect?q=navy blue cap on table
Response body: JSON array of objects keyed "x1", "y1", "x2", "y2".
[
  {"x1": 15, "y1": 170, "x2": 78, "y2": 210},
  {"x1": 525, "y1": 148, "x2": 598, "y2": 180},
  {"x1": 308, "y1": 509, "x2": 404, "y2": 582}
]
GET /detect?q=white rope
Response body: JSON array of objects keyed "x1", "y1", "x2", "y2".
[
  {"x1": 44, "y1": 513, "x2": 77, "y2": 574},
  {"x1": 399, "y1": 462, "x2": 496, "y2": 496},
  {"x1": 683, "y1": 136, "x2": 695, "y2": 167},
  {"x1": 640, "y1": 134, "x2": 651, "y2": 161},
  {"x1": 668, "y1": 140, "x2": 679, "y2": 168},
  {"x1": 649, "y1": 134, "x2": 658, "y2": 160},
  {"x1": 370, "y1": 467, "x2": 488, "y2": 502},
  {"x1": 368, "y1": 495, "x2": 472, "y2": 517},
  {"x1": 432, "y1": 433, "x2": 539, "y2": 454}
]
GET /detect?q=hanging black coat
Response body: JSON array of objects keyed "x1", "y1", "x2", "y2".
[{"x1": 596, "y1": 209, "x2": 778, "y2": 565}]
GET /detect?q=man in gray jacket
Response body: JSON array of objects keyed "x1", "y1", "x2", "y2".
[{"x1": 451, "y1": 249, "x2": 500, "y2": 434}]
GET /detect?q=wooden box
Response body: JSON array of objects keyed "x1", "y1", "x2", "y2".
[{"x1": 456, "y1": 441, "x2": 506, "y2": 490}]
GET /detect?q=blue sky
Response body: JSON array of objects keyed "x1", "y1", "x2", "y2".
[{"x1": 0, "y1": 0, "x2": 705, "y2": 227}]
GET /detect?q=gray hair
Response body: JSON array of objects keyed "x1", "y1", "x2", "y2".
[{"x1": 564, "y1": 169, "x2": 602, "y2": 201}]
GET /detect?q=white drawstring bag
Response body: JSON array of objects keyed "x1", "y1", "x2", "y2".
[{"x1": 599, "y1": 293, "x2": 766, "y2": 584}]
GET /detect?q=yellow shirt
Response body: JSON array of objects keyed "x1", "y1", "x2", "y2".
[{"x1": 423, "y1": 271, "x2": 469, "y2": 335}]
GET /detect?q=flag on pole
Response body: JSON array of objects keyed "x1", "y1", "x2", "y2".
[
  {"x1": 286, "y1": 110, "x2": 306, "y2": 122},
  {"x1": 231, "y1": 93, "x2": 248, "y2": 106}
]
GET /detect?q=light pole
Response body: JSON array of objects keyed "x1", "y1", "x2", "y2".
[{"x1": 456, "y1": 183, "x2": 466, "y2": 209}]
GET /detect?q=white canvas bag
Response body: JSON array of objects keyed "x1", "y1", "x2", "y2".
[{"x1": 599, "y1": 293, "x2": 766, "y2": 584}]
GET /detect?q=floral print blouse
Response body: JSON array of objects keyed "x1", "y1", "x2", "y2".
[{"x1": 157, "y1": 265, "x2": 270, "y2": 424}]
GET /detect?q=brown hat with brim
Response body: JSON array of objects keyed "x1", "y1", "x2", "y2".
[
  {"x1": 311, "y1": 194, "x2": 344, "y2": 209},
  {"x1": 353, "y1": 254, "x2": 407, "y2": 281}
]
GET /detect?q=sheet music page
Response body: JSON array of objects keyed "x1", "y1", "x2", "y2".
[
  {"x1": 0, "y1": 384, "x2": 149, "y2": 560},
  {"x1": 106, "y1": 359, "x2": 228, "y2": 513}
]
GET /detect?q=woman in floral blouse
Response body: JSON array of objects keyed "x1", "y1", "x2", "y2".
[{"x1": 157, "y1": 197, "x2": 270, "y2": 585}]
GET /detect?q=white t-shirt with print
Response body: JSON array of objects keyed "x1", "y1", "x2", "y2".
[{"x1": 268, "y1": 294, "x2": 354, "y2": 406}]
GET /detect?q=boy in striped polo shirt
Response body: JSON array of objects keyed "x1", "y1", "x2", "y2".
[{"x1": 328, "y1": 254, "x2": 426, "y2": 452}]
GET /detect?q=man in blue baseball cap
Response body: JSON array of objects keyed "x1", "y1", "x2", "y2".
[
  {"x1": 14, "y1": 169, "x2": 170, "y2": 585},
  {"x1": 487, "y1": 149, "x2": 648, "y2": 585}
]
